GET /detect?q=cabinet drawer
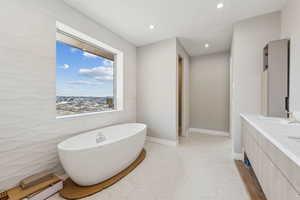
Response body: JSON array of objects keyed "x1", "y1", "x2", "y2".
[
  {"x1": 242, "y1": 119, "x2": 300, "y2": 200},
  {"x1": 243, "y1": 120, "x2": 260, "y2": 143}
]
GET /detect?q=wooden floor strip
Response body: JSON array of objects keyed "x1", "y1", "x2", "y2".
[
  {"x1": 60, "y1": 149, "x2": 146, "y2": 200},
  {"x1": 235, "y1": 161, "x2": 267, "y2": 200}
]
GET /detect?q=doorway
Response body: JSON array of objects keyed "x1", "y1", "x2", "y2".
[{"x1": 177, "y1": 56, "x2": 184, "y2": 137}]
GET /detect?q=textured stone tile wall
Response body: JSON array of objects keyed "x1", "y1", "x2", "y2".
[{"x1": 0, "y1": 0, "x2": 136, "y2": 190}]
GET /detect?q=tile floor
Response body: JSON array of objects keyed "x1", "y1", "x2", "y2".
[{"x1": 50, "y1": 133, "x2": 250, "y2": 200}]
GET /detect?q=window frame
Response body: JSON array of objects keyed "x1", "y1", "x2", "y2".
[{"x1": 56, "y1": 21, "x2": 124, "y2": 119}]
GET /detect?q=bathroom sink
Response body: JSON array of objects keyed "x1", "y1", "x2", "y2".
[
  {"x1": 259, "y1": 116, "x2": 283, "y2": 121},
  {"x1": 288, "y1": 136, "x2": 300, "y2": 143},
  {"x1": 280, "y1": 120, "x2": 300, "y2": 126},
  {"x1": 259, "y1": 116, "x2": 289, "y2": 124},
  {"x1": 258, "y1": 116, "x2": 300, "y2": 126}
]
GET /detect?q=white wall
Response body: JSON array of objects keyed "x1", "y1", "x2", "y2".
[
  {"x1": 176, "y1": 40, "x2": 190, "y2": 136},
  {"x1": 0, "y1": 0, "x2": 136, "y2": 190},
  {"x1": 231, "y1": 12, "x2": 281, "y2": 155},
  {"x1": 137, "y1": 38, "x2": 177, "y2": 141},
  {"x1": 281, "y1": 0, "x2": 300, "y2": 112},
  {"x1": 190, "y1": 52, "x2": 230, "y2": 132}
]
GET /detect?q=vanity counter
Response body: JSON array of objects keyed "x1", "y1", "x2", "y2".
[
  {"x1": 241, "y1": 114, "x2": 300, "y2": 200},
  {"x1": 241, "y1": 114, "x2": 300, "y2": 167}
]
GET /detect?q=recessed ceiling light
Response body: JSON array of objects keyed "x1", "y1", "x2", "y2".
[
  {"x1": 217, "y1": 2, "x2": 224, "y2": 9},
  {"x1": 149, "y1": 25, "x2": 155, "y2": 30},
  {"x1": 205, "y1": 43, "x2": 210, "y2": 48}
]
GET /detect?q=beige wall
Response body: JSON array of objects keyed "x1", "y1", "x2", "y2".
[
  {"x1": 281, "y1": 0, "x2": 300, "y2": 112},
  {"x1": 0, "y1": 0, "x2": 136, "y2": 190},
  {"x1": 176, "y1": 40, "x2": 190, "y2": 136},
  {"x1": 137, "y1": 38, "x2": 177, "y2": 141},
  {"x1": 190, "y1": 52, "x2": 230, "y2": 132},
  {"x1": 137, "y1": 38, "x2": 190, "y2": 141},
  {"x1": 231, "y1": 12, "x2": 281, "y2": 155}
]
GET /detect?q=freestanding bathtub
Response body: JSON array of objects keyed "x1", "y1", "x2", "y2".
[{"x1": 57, "y1": 123, "x2": 146, "y2": 186}]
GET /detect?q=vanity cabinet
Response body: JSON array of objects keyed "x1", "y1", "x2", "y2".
[{"x1": 242, "y1": 119, "x2": 300, "y2": 200}]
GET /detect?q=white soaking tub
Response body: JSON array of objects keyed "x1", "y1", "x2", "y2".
[{"x1": 57, "y1": 123, "x2": 146, "y2": 186}]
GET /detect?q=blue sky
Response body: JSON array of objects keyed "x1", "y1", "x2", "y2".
[{"x1": 56, "y1": 41, "x2": 114, "y2": 97}]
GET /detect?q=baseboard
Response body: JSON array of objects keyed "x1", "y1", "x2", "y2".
[
  {"x1": 189, "y1": 128, "x2": 229, "y2": 137},
  {"x1": 183, "y1": 128, "x2": 190, "y2": 137},
  {"x1": 146, "y1": 136, "x2": 178, "y2": 146},
  {"x1": 232, "y1": 152, "x2": 244, "y2": 161}
]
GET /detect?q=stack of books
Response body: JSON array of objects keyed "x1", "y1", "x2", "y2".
[{"x1": 6, "y1": 171, "x2": 63, "y2": 200}]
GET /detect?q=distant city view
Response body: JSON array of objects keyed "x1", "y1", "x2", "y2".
[
  {"x1": 56, "y1": 39, "x2": 114, "y2": 116},
  {"x1": 56, "y1": 96, "x2": 114, "y2": 116}
]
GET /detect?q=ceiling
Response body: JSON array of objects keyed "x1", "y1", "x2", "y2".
[{"x1": 64, "y1": 0, "x2": 286, "y2": 56}]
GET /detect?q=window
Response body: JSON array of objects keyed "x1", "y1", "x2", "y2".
[{"x1": 56, "y1": 22, "x2": 123, "y2": 118}]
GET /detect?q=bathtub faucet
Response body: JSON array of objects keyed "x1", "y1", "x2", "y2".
[{"x1": 96, "y1": 133, "x2": 106, "y2": 143}]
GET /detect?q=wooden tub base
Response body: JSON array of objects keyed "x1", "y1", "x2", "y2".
[{"x1": 59, "y1": 149, "x2": 146, "y2": 199}]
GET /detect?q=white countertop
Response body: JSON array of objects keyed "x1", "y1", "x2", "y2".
[{"x1": 241, "y1": 114, "x2": 300, "y2": 167}]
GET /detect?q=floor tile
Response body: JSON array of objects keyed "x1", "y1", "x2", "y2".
[{"x1": 51, "y1": 133, "x2": 250, "y2": 200}]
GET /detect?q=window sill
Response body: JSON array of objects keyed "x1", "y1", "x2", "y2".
[{"x1": 56, "y1": 109, "x2": 123, "y2": 120}]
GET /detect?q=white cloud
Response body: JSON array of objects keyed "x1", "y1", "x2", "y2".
[
  {"x1": 64, "y1": 64, "x2": 70, "y2": 69},
  {"x1": 79, "y1": 66, "x2": 113, "y2": 81},
  {"x1": 83, "y1": 51, "x2": 99, "y2": 58},
  {"x1": 60, "y1": 64, "x2": 70, "y2": 69},
  {"x1": 67, "y1": 80, "x2": 103, "y2": 86},
  {"x1": 70, "y1": 47, "x2": 79, "y2": 53},
  {"x1": 103, "y1": 59, "x2": 113, "y2": 67},
  {"x1": 95, "y1": 76, "x2": 113, "y2": 81}
]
